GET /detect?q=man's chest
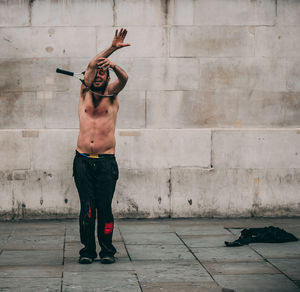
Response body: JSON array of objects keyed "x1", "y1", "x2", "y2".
[{"x1": 79, "y1": 94, "x2": 119, "y2": 119}]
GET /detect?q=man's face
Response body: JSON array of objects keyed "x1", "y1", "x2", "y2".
[{"x1": 93, "y1": 67, "x2": 108, "y2": 88}]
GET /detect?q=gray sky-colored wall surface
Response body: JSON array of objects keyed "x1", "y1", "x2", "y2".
[{"x1": 0, "y1": 0, "x2": 300, "y2": 219}]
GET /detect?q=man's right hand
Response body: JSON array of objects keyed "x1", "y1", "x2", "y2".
[
  {"x1": 111, "y1": 28, "x2": 130, "y2": 49},
  {"x1": 97, "y1": 58, "x2": 116, "y2": 71}
]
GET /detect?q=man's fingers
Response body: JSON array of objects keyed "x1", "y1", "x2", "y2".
[
  {"x1": 97, "y1": 62, "x2": 106, "y2": 67},
  {"x1": 102, "y1": 65, "x2": 110, "y2": 71},
  {"x1": 99, "y1": 63, "x2": 109, "y2": 69},
  {"x1": 97, "y1": 59, "x2": 107, "y2": 63},
  {"x1": 99, "y1": 61, "x2": 110, "y2": 68},
  {"x1": 122, "y1": 29, "x2": 127, "y2": 38},
  {"x1": 115, "y1": 29, "x2": 118, "y2": 37}
]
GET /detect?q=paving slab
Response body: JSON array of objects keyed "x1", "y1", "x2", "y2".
[
  {"x1": 168, "y1": 218, "x2": 279, "y2": 228},
  {"x1": 113, "y1": 229, "x2": 123, "y2": 241},
  {"x1": 141, "y1": 281, "x2": 222, "y2": 292},
  {"x1": 175, "y1": 226, "x2": 232, "y2": 236},
  {"x1": 0, "y1": 277, "x2": 61, "y2": 292},
  {"x1": 62, "y1": 271, "x2": 141, "y2": 292},
  {"x1": 222, "y1": 219, "x2": 275, "y2": 229},
  {"x1": 268, "y1": 258, "x2": 300, "y2": 280},
  {"x1": 202, "y1": 261, "x2": 280, "y2": 275},
  {"x1": 126, "y1": 244, "x2": 195, "y2": 260},
  {"x1": 3, "y1": 235, "x2": 64, "y2": 250},
  {"x1": 64, "y1": 242, "x2": 86, "y2": 258},
  {"x1": 191, "y1": 246, "x2": 263, "y2": 262},
  {"x1": 0, "y1": 265, "x2": 62, "y2": 277},
  {"x1": 122, "y1": 232, "x2": 182, "y2": 245},
  {"x1": 0, "y1": 223, "x2": 15, "y2": 234},
  {"x1": 12, "y1": 223, "x2": 65, "y2": 236},
  {"x1": 132, "y1": 259, "x2": 212, "y2": 282},
  {"x1": 1, "y1": 218, "x2": 300, "y2": 292},
  {"x1": 119, "y1": 223, "x2": 173, "y2": 233},
  {"x1": 278, "y1": 223, "x2": 300, "y2": 229},
  {"x1": 65, "y1": 224, "x2": 78, "y2": 237},
  {"x1": 180, "y1": 235, "x2": 236, "y2": 248},
  {"x1": 0, "y1": 250, "x2": 63, "y2": 266},
  {"x1": 0, "y1": 234, "x2": 10, "y2": 247},
  {"x1": 168, "y1": 218, "x2": 225, "y2": 227},
  {"x1": 117, "y1": 219, "x2": 170, "y2": 224},
  {"x1": 65, "y1": 234, "x2": 80, "y2": 242},
  {"x1": 262, "y1": 218, "x2": 300, "y2": 225},
  {"x1": 214, "y1": 274, "x2": 300, "y2": 292},
  {"x1": 250, "y1": 241, "x2": 300, "y2": 258},
  {"x1": 277, "y1": 226, "x2": 300, "y2": 237}
]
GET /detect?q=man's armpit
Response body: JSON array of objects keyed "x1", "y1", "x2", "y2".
[
  {"x1": 80, "y1": 84, "x2": 89, "y2": 99},
  {"x1": 107, "y1": 80, "x2": 124, "y2": 96}
]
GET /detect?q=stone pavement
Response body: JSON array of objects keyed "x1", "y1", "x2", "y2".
[{"x1": 0, "y1": 218, "x2": 300, "y2": 292}]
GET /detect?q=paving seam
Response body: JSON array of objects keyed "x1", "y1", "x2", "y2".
[
  {"x1": 118, "y1": 226, "x2": 143, "y2": 291},
  {"x1": 174, "y1": 232, "x2": 222, "y2": 289},
  {"x1": 225, "y1": 227, "x2": 300, "y2": 288},
  {"x1": 60, "y1": 222, "x2": 67, "y2": 292},
  {"x1": 118, "y1": 226, "x2": 132, "y2": 262},
  {"x1": 134, "y1": 272, "x2": 144, "y2": 292}
]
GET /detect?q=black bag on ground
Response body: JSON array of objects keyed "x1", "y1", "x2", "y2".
[{"x1": 225, "y1": 226, "x2": 298, "y2": 247}]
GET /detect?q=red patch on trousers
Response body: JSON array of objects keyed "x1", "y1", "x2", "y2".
[
  {"x1": 83, "y1": 220, "x2": 85, "y2": 226},
  {"x1": 88, "y1": 205, "x2": 91, "y2": 218},
  {"x1": 104, "y1": 222, "x2": 114, "y2": 234}
]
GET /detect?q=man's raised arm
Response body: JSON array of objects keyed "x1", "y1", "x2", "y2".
[
  {"x1": 83, "y1": 28, "x2": 130, "y2": 88},
  {"x1": 96, "y1": 58, "x2": 128, "y2": 96}
]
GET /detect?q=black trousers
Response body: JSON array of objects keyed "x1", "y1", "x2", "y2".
[{"x1": 73, "y1": 150, "x2": 119, "y2": 259}]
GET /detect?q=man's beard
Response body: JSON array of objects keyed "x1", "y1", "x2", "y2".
[{"x1": 90, "y1": 80, "x2": 108, "y2": 94}]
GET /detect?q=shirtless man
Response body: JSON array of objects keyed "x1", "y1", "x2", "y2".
[{"x1": 73, "y1": 29, "x2": 129, "y2": 264}]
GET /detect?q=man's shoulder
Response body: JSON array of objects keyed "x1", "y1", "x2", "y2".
[{"x1": 80, "y1": 84, "x2": 89, "y2": 99}]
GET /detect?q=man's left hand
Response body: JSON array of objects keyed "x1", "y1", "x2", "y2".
[{"x1": 97, "y1": 58, "x2": 116, "y2": 71}]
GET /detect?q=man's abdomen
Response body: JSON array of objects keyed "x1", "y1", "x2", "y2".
[{"x1": 77, "y1": 120, "x2": 116, "y2": 154}]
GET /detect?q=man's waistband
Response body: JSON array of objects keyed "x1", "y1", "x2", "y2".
[{"x1": 76, "y1": 150, "x2": 115, "y2": 159}]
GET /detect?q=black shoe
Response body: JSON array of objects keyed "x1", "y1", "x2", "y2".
[
  {"x1": 100, "y1": 255, "x2": 115, "y2": 264},
  {"x1": 78, "y1": 256, "x2": 94, "y2": 264}
]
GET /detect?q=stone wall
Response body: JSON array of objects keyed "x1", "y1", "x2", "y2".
[{"x1": 0, "y1": 0, "x2": 299, "y2": 219}]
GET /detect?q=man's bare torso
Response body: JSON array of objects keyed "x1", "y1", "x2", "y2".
[{"x1": 76, "y1": 88, "x2": 119, "y2": 155}]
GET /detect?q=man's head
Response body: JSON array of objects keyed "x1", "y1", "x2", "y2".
[{"x1": 91, "y1": 66, "x2": 110, "y2": 92}]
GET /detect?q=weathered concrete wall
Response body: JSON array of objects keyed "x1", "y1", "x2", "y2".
[{"x1": 0, "y1": 0, "x2": 299, "y2": 219}]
